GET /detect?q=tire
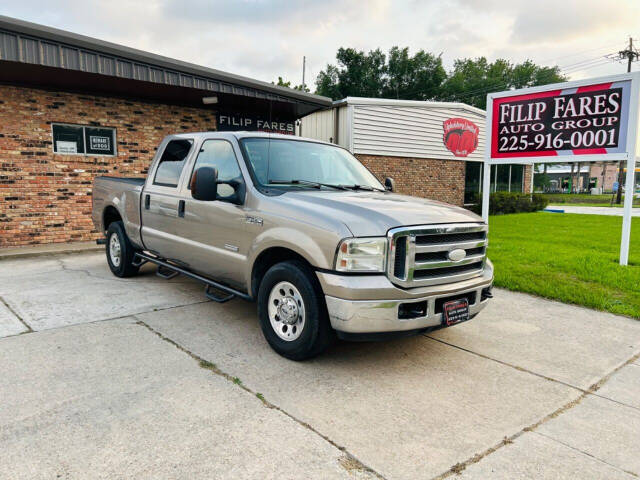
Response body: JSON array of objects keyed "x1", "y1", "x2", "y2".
[
  {"x1": 257, "y1": 260, "x2": 333, "y2": 360},
  {"x1": 105, "y1": 221, "x2": 140, "y2": 278}
]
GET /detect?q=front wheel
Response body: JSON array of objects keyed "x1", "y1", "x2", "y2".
[
  {"x1": 257, "y1": 260, "x2": 333, "y2": 360},
  {"x1": 105, "y1": 221, "x2": 140, "y2": 278}
]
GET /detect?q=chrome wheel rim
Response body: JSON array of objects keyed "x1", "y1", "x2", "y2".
[
  {"x1": 267, "y1": 281, "x2": 305, "y2": 341},
  {"x1": 109, "y1": 233, "x2": 121, "y2": 267}
]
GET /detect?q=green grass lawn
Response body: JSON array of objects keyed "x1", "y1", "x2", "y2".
[{"x1": 488, "y1": 212, "x2": 640, "y2": 318}]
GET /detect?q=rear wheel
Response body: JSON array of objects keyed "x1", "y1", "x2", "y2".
[
  {"x1": 105, "y1": 221, "x2": 140, "y2": 278},
  {"x1": 258, "y1": 260, "x2": 333, "y2": 360}
]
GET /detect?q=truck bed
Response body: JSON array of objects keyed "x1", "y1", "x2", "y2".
[{"x1": 92, "y1": 176, "x2": 145, "y2": 246}]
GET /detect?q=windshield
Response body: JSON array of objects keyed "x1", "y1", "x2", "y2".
[{"x1": 239, "y1": 138, "x2": 384, "y2": 191}]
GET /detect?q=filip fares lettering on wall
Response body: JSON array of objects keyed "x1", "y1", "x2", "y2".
[
  {"x1": 491, "y1": 80, "x2": 632, "y2": 158},
  {"x1": 217, "y1": 113, "x2": 295, "y2": 134}
]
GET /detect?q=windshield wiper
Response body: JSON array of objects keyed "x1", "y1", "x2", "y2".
[
  {"x1": 340, "y1": 184, "x2": 386, "y2": 192},
  {"x1": 268, "y1": 179, "x2": 349, "y2": 190}
]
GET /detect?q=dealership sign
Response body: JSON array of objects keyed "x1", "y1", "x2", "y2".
[
  {"x1": 443, "y1": 118, "x2": 479, "y2": 157},
  {"x1": 489, "y1": 79, "x2": 632, "y2": 160},
  {"x1": 483, "y1": 72, "x2": 640, "y2": 266},
  {"x1": 217, "y1": 112, "x2": 295, "y2": 135}
]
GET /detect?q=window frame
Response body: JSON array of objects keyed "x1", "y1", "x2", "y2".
[
  {"x1": 187, "y1": 138, "x2": 243, "y2": 197},
  {"x1": 51, "y1": 122, "x2": 117, "y2": 157},
  {"x1": 152, "y1": 138, "x2": 195, "y2": 188}
]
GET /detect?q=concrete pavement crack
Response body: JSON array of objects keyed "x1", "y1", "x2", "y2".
[
  {"x1": 532, "y1": 431, "x2": 638, "y2": 478},
  {"x1": 429, "y1": 347, "x2": 640, "y2": 479},
  {"x1": 135, "y1": 319, "x2": 387, "y2": 480},
  {"x1": 0, "y1": 295, "x2": 33, "y2": 333}
]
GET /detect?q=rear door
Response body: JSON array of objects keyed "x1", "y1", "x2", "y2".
[{"x1": 140, "y1": 137, "x2": 195, "y2": 260}]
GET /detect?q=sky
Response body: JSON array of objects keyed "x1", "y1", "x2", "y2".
[{"x1": 2, "y1": 0, "x2": 639, "y2": 90}]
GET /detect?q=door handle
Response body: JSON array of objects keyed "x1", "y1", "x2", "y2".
[
  {"x1": 178, "y1": 200, "x2": 185, "y2": 218},
  {"x1": 144, "y1": 194, "x2": 150, "y2": 210}
]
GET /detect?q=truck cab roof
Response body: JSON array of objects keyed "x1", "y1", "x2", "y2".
[{"x1": 166, "y1": 131, "x2": 334, "y2": 146}]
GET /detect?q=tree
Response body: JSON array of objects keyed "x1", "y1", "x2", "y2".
[
  {"x1": 316, "y1": 47, "x2": 387, "y2": 99},
  {"x1": 314, "y1": 49, "x2": 564, "y2": 106},
  {"x1": 273, "y1": 76, "x2": 310, "y2": 92},
  {"x1": 384, "y1": 47, "x2": 446, "y2": 100},
  {"x1": 442, "y1": 58, "x2": 566, "y2": 109}
]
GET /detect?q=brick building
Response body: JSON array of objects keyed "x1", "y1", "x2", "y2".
[
  {"x1": 298, "y1": 97, "x2": 533, "y2": 206},
  {"x1": 0, "y1": 16, "x2": 330, "y2": 248}
]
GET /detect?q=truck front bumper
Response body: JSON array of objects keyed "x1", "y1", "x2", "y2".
[{"x1": 316, "y1": 260, "x2": 493, "y2": 335}]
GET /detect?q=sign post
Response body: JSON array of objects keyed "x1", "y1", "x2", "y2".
[{"x1": 482, "y1": 72, "x2": 640, "y2": 265}]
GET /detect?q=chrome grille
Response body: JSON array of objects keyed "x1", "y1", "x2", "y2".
[{"x1": 387, "y1": 223, "x2": 488, "y2": 287}]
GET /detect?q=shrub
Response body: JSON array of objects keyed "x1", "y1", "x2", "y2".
[{"x1": 469, "y1": 192, "x2": 549, "y2": 215}]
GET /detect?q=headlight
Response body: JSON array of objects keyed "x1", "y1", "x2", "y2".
[{"x1": 335, "y1": 237, "x2": 387, "y2": 272}]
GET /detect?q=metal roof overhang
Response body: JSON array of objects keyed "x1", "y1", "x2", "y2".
[{"x1": 0, "y1": 15, "x2": 332, "y2": 118}]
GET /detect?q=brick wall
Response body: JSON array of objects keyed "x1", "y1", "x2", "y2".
[
  {"x1": 0, "y1": 85, "x2": 216, "y2": 248},
  {"x1": 356, "y1": 154, "x2": 465, "y2": 206},
  {"x1": 523, "y1": 164, "x2": 533, "y2": 193}
]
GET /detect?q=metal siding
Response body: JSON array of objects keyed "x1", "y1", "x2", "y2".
[
  {"x1": 0, "y1": 32, "x2": 18, "y2": 61},
  {"x1": 81, "y1": 51, "x2": 97, "y2": 73},
  {"x1": 61, "y1": 46, "x2": 79, "y2": 70},
  {"x1": 0, "y1": 18, "x2": 330, "y2": 110},
  {"x1": 41, "y1": 42, "x2": 59, "y2": 67},
  {"x1": 99, "y1": 55, "x2": 115, "y2": 75},
  {"x1": 352, "y1": 104, "x2": 486, "y2": 161},
  {"x1": 116, "y1": 59, "x2": 132, "y2": 78},
  {"x1": 21, "y1": 37, "x2": 39, "y2": 63}
]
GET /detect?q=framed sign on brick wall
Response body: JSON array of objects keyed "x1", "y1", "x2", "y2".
[{"x1": 52, "y1": 123, "x2": 117, "y2": 156}]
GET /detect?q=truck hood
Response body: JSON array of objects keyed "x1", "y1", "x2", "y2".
[{"x1": 281, "y1": 191, "x2": 483, "y2": 237}]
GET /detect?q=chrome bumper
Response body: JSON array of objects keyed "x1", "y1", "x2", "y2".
[{"x1": 321, "y1": 262, "x2": 493, "y2": 334}]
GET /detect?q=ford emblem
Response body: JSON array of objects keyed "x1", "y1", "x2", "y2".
[{"x1": 448, "y1": 249, "x2": 466, "y2": 262}]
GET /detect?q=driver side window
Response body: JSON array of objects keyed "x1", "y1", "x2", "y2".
[{"x1": 191, "y1": 140, "x2": 241, "y2": 198}]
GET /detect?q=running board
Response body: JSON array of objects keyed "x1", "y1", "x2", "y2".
[
  {"x1": 156, "y1": 265, "x2": 179, "y2": 280},
  {"x1": 133, "y1": 252, "x2": 251, "y2": 302}
]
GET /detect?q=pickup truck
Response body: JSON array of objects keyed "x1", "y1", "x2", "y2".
[{"x1": 92, "y1": 132, "x2": 493, "y2": 360}]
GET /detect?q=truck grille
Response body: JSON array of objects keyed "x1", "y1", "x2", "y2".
[{"x1": 387, "y1": 223, "x2": 488, "y2": 287}]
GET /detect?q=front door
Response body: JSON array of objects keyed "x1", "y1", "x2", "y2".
[
  {"x1": 140, "y1": 138, "x2": 195, "y2": 261},
  {"x1": 177, "y1": 139, "x2": 249, "y2": 290}
]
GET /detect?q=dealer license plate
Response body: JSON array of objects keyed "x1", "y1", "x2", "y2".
[{"x1": 443, "y1": 299, "x2": 469, "y2": 326}]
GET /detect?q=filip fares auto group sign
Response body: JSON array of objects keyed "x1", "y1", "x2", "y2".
[
  {"x1": 490, "y1": 79, "x2": 632, "y2": 159},
  {"x1": 483, "y1": 72, "x2": 640, "y2": 266}
]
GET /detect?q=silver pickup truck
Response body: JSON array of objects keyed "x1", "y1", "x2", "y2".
[{"x1": 92, "y1": 132, "x2": 493, "y2": 359}]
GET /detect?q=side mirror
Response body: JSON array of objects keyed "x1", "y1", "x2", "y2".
[
  {"x1": 217, "y1": 177, "x2": 246, "y2": 206},
  {"x1": 384, "y1": 177, "x2": 395, "y2": 192},
  {"x1": 191, "y1": 166, "x2": 218, "y2": 201}
]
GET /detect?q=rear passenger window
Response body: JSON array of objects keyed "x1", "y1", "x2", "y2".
[
  {"x1": 153, "y1": 139, "x2": 193, "y2": 187},
  {"x1": 191, "y1": 140, "x2": 241, "y2": 198}
]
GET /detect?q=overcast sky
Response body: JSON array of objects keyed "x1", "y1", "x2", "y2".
[{"x1": 2, "y1": 0, "x2": 639, "y2": 89}]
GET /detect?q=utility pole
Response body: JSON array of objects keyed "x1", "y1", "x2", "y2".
[
  {"x1": 301, "y1": 56, "x2": 306, "y2": 92},
  {"x1": 616, "y1": 37, "x2": 639, "y2": 203}
]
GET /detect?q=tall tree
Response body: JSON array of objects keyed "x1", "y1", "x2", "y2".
[
  {"x1": 316, "y1": 47, "x2": 387, "y2": 99},
  {"x1": 314, "y1": 48, "x2": 566, "y2": 108},
  {"x1": 443, "y1": 58, "x2": 566, "y2": 109},
  {"x1": 273, "y1": 76, "x2": 310, "y2": 92},
  {"x1": 383, "y1": 47, "x2": 446, "y2": 100}
]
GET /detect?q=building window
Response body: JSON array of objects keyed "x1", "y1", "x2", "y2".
[
  {"x1": 465, "y1": 162, "x2": 525, "y2": 204},
  {"x1": 52, "y1": 123, "x2": 117, "y2": 156},
  {"x1": 153, "y1": 139, "x2": 193, "y2": 187}
]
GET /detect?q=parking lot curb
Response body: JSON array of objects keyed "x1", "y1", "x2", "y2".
[{"x1": 0, "y1": 241, "x2": 102, "y2": 260}]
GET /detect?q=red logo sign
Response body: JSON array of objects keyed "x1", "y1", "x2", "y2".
[{"x1": 443, "y1": 118, "x2": 479, "y2": 157}]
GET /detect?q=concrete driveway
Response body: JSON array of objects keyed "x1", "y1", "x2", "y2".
[
  {"x1": 546, "y1": 205, "x2": 640, "y2": 216},
  {"x1": 1, "y1": 251, "x2": 639, "y2": 479}
]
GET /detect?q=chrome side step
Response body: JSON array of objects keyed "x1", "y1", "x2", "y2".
[{"x1": 133, "y1": 252, "x2": 251, "y2": 303}]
